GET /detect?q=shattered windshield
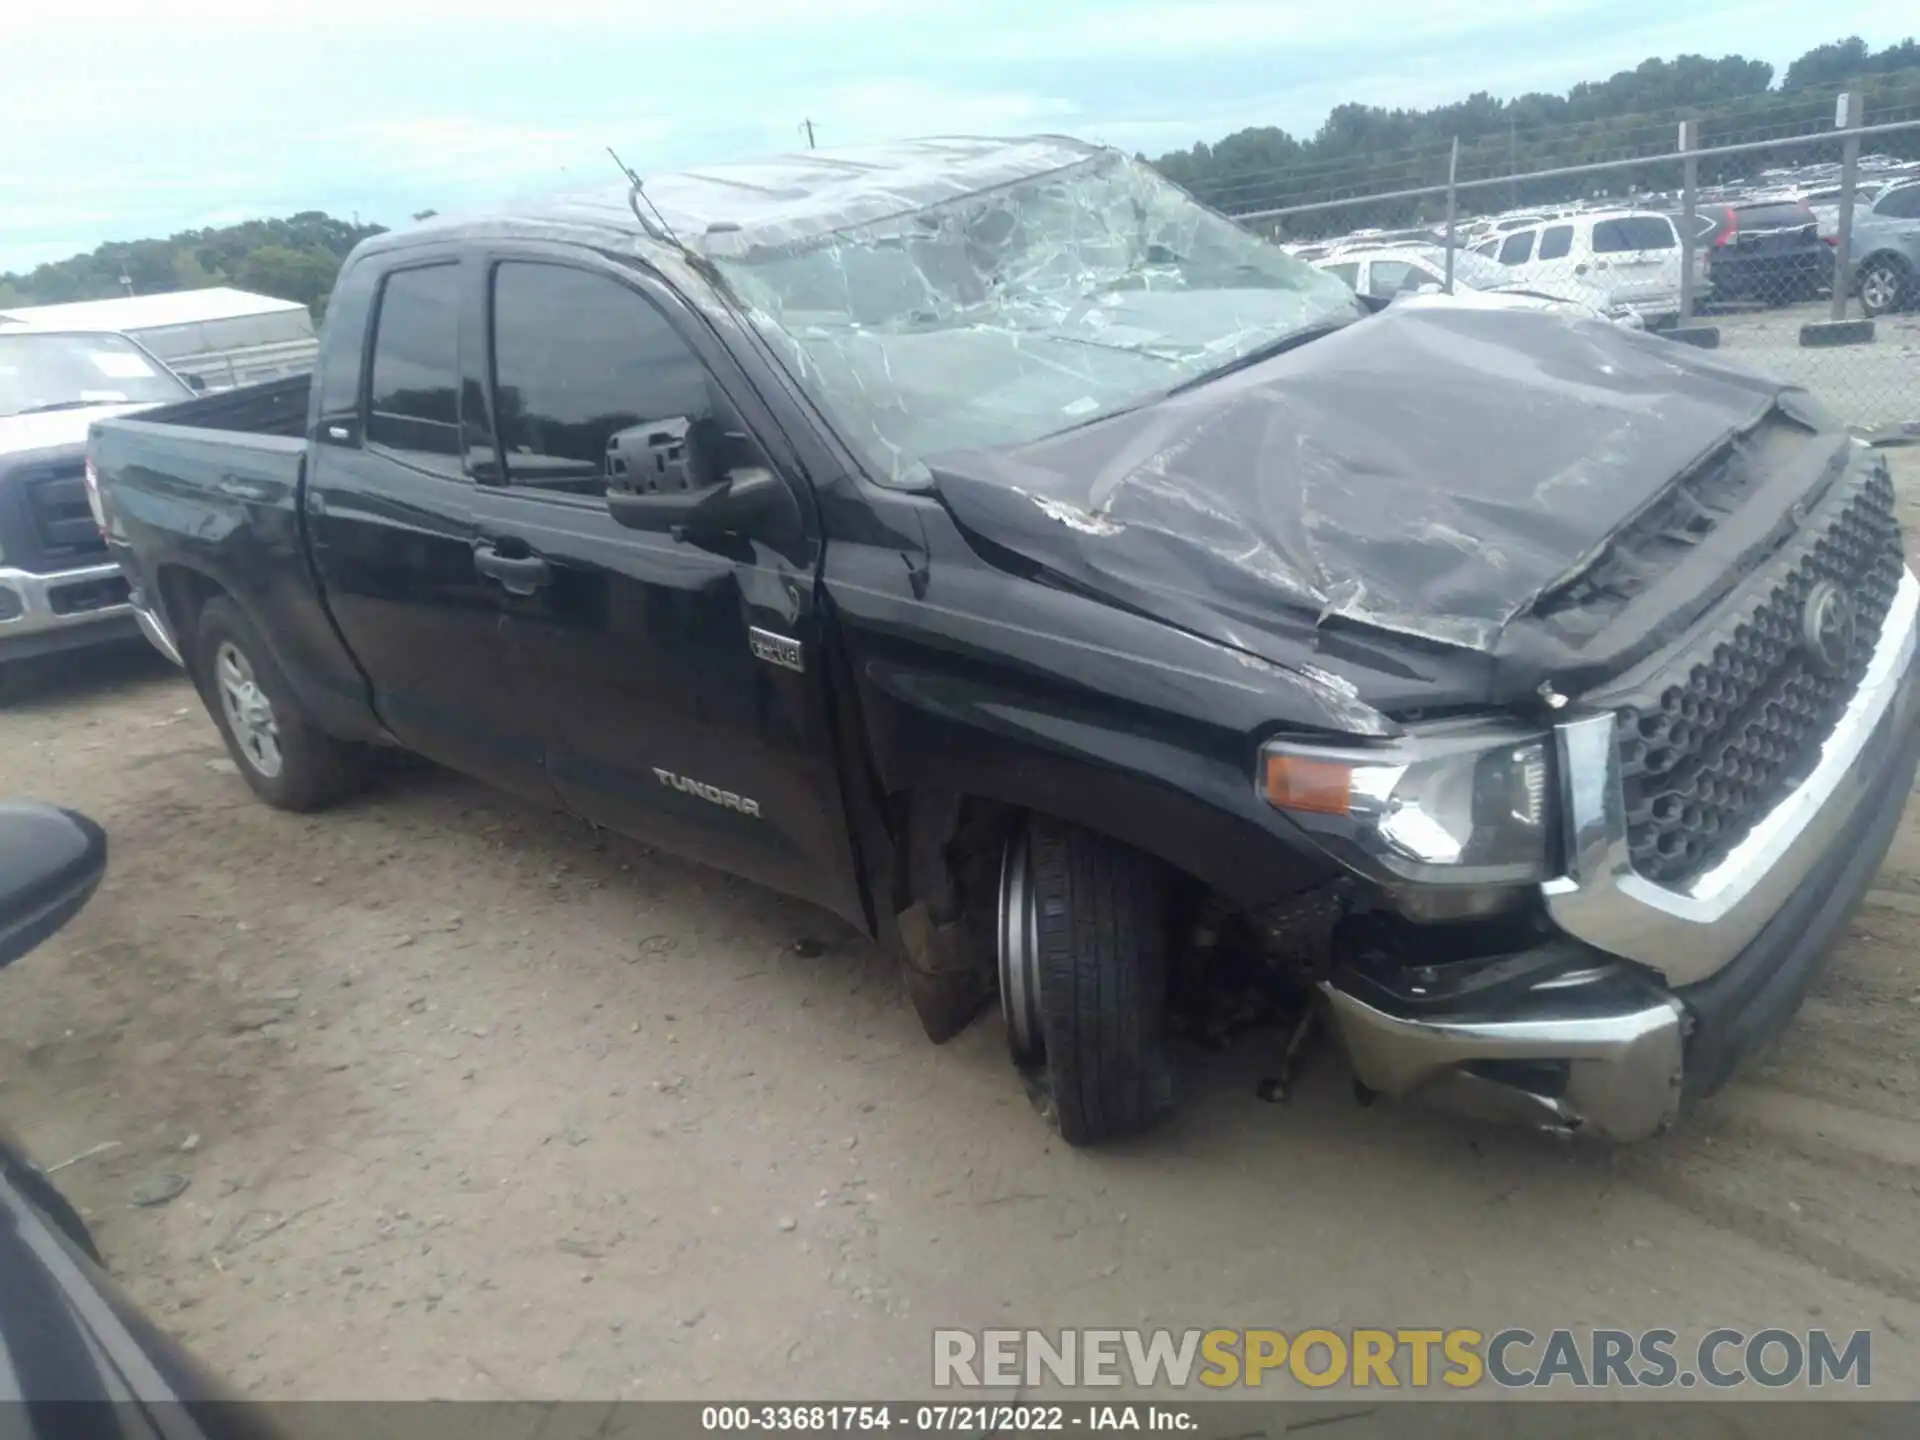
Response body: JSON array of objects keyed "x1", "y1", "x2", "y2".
[{"x1": 711, "y1": 150, "x2": 1363, "y2": 486}]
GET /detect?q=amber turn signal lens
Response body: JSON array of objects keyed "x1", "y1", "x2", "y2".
[{"x1": 1263, "y1": 754, "x2": 1353, "y2": 816}]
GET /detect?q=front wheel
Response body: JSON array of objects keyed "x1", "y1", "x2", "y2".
[
  {"x1": 1859, "y1": 258, "x2": 1910, "y2": 318},
  {"x1": 999, "y1": 815, "x2": 1175, "y2": 1145},
  {"x1": 194, "y1": 597, "x2": 368, "y2": 811}
]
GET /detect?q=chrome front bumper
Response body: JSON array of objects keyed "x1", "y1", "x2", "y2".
[
  {"x1": 1324, "y1": 983, "x2": 1685, "y2": 1142},
  {"x1": 1325, "y1": 566, "x2": 1920, "y2": 1142},
  {"x1": 0, "y1": 562, "x2": 134, "y2": 649}
]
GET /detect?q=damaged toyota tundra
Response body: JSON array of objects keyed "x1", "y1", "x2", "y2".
[{"x1": 90, "y1": 137, "x2": 1916, "y2": 1146}]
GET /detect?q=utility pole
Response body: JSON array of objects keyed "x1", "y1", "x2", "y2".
[
  {"x1": 1443, "y1": 136, "x2": 1459, "y2": 294},
  {"x1": 1830, "y1": 87, "x2": 1862, "y2": 322},
  {"x1": 802, "y1": 119, "x2": 817, "y2": 150},
  {"x1": 1678, "y1": 118, "x2": 1699, "y2": 324},
  {"x1": 1508, "y1": 118, "x2": 1517, "y2": 209}
]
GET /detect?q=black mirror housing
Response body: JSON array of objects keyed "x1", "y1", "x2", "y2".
[
  {"x1": 607, "y1": 416, "x2": 718, "y2": 497},
  {"x1": 0, "y1": 801, "x2": 107, "y2": 970},
  {"x1": 605, "y1": 465, "x2": 791, "y2": 541},
  {"x1": 184, "y1": 373, "x2": 209, "y2": 393}
]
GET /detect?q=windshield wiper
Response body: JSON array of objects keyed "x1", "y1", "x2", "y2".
[
  {"x1": 1166, "y1": 320, "x2": 1352, "y2": 396},
  {"x1": 8, "y1": 400, "x2": 106, "y2": 416}
]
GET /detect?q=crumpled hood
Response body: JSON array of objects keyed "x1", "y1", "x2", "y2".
[
  {"x1": 0, "y1": 403, "x2": 151, "y2": 458},
  {"x1": 930, "y1": 303, "x2": 1796, "y2": 667}
]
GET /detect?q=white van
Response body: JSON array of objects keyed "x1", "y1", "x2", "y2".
[{"x1": 1470, "y1": 209, "x2": 1704, "y2": 327}]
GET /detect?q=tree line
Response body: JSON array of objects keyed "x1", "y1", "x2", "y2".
[
  {"x1": 1149, "y1": 35, "x2": 1920, "y2": 236},
  {"x1": 0, "y1": 211, "x2": 413, "y2": 317},
  {"x1": 2, "y1": 35, "x2": 1915, "y2": 312}
]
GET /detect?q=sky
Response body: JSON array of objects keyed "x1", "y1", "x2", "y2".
[{"x1": 3, "y1": 1, "x2": 1913, "y2": 273}]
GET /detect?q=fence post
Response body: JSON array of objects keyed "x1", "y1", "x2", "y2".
[
  {"x1": 1678, "y1": 119, "x2": 1699, "y2": 324},
  {"x1": 1830, "y1": 88, "x2": 1863, "y2": 322},
  {"x1": 1443, "y1": 136, "x2": 1459, "y2": 293}
]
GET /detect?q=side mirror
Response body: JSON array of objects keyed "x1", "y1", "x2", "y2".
[
  {"x1": 607, "y1": 466, "x2": 791, "y2": 543},
  {"x1": 606, "y1": 416, "x2": 717, "y2": 497},
  {"x1": 184, "y1": 373, "x2": 208, "y2": 394},
  {"x1": 0, "y1": 801, "x2": 107, "y2": 970}
]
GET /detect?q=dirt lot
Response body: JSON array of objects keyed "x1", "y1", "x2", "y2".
[
  {"x1": 1710, "y1": 299, "x2": 1920, "y2": 440},
  {"x1": 6, "y1": 454, "x2": 1920, "y2": 1402}
]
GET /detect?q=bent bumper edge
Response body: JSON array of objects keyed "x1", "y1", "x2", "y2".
[
  {"x1": 1323, "y1": 981, "x2": 1685, "y2": 1142},
  {"x1": 129, "y1": 588, "x2": 184, "y2": 666}
]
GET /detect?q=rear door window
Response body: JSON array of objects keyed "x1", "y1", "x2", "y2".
[
  {"x1": 1731, "y1": 203, "x2": 1816, "y2": 232},
  {"x1": 1591, "y1": 216, "x2": 1676, "y2": 253},
  {"x1": 1536, "y1": 225, "x2": 1573, "y2": 261},
  {"x1": 1320, "y1": 261, "x2": 1360, "y2": 289},
  {"x1": 366, "y1": 263, "x2": 462, "y2": 472},
  {"x1": 1875, "y1": 185, "x2": 1920, "y2": 219},
  {"x1": 1497, "y1": 230, "x2": 1535, "y2": 265}
]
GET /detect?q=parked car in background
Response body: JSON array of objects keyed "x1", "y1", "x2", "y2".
[
  {"x1": 1804, "y1": 179, "x2": 1890, "y2": 242},
  {"x1": 0, "y1": 288, "x2": 318, "y2": 394},
  {"x1": 0, "y1": 326, "x2": 201, "y2": 677},
  {"x1": 1685, "y1": 199, "x2": 1829, "y2": 305},
  {"x1": 1849, "y1": 179, "x2": 1920, "y2": 317},
  {"x1": 1473, "y1": 209, "x2": 1698, "y2": 327},
  {"x1": 1314, "y1": 244, "x2": 1644, "y2": 326},
  {"x1": 92, "y1": 136, "x2": 1920, "y2": 1151}
]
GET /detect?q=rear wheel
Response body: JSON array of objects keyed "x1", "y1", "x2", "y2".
[
  {"x1": 1859, "y1": 258, "x2": 1910, "y2": 318},
  {"x1": 998, "y1": 815, "x2": 1175, "y2": 1145},
  {"x1": 194, "y1": 597, "x2": 367, "y2": 811}
]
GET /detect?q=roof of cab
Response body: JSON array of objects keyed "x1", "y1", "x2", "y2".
[{"x1": 391, "y1": 134, "x2": 1108, "y2": 261}]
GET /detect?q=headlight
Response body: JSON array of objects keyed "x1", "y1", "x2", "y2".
[{"x1": 1260, "y1": 723, "x2": 1551, "y2": 886}]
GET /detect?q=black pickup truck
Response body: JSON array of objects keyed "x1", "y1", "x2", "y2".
[{"x1": 92, "y1": 137, "x2": 1918, "y2": 1147}]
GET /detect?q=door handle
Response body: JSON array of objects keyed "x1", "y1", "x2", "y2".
[{"x1": 474, "y1": 543, "x2": 551, "y2": 595}]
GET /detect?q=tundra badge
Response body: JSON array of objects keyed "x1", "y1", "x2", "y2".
[
  {"x1": 652, "y1": 768, "x2": 762, "y2": 819},
  {"x1": 748, "y1": 626, "x2": 805, "y2": 673}
]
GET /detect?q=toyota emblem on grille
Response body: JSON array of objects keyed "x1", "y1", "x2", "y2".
[{"x1": 1800, "y1": 580, "x2": 1857, "y2": 677}]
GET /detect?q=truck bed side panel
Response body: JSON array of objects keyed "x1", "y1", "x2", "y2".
[
  {"x1": 92, "y1": 418, "x2": 381, "y2": 744},
  {"x1": 118, "y1": 375, "x2": 314, "y2": 438}
]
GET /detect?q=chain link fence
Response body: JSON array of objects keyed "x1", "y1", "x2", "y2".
[{"x1": 1222, "y1": 97, "x2": 1920, "y2": 444}]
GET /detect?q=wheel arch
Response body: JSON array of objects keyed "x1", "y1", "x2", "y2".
[
  {"x1": 877, "y1": 726, "x2": 1339, "y2": 925},
  {"x1": 153, "y1": 558, "x2": 384, "y2": 746}
]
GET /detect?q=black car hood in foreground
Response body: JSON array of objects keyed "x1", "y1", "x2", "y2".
[{"x1": 931, "y1": 304, "x2": 1833, "y2": 707}]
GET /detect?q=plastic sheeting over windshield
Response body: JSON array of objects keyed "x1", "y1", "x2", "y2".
[{"x1": 709, "y1": 146, "x2": 1360, "y2": 487}]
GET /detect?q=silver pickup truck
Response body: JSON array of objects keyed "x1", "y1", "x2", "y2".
[{"x1": 0, "y1": 325, "x2": 200, "y2": 674}]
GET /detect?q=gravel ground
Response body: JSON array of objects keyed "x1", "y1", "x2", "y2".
[
  {"x1": 3, "y1": 451, "x2": 1920, "y2": 1402},
  {"x1": 1708, "y1": 301, "x2": 1920, "y2": 439}
]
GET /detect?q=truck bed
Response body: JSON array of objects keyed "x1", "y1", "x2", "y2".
[
  {"x1": 119, "y1": 374, "x2": 312, "y2": 438},
  {"x1": 90, "y1": 374, "x2": 378, "y2": 742}
]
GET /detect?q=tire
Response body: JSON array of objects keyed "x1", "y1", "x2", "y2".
[
  {"x1": 999, "y1": 815, "x2": 1175, "y2": 1146},
  {"x1": 1858, "y1": 258, "x2": 1910, "y2": 319},
  {"x1": 193, "y1": 597, "x2": 367, "y2": 811}
]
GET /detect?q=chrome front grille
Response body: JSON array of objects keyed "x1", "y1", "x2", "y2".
[{"x1": 1616, "y1": 458, "x2": 1903, "y2": 886}]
